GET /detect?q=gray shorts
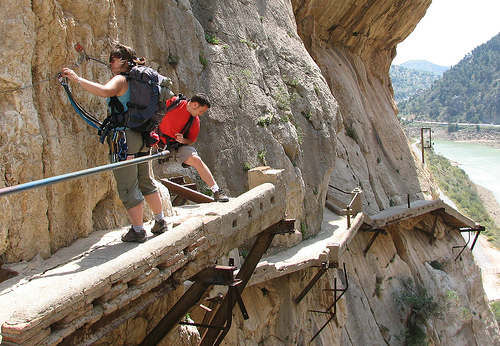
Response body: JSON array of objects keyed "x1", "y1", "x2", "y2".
[
  {"x1": 172, "y1": 145, "x2": 197, "y2": 165},
  {"x1": 112, "y1": 130, "x2": 158, "y2": 210}
]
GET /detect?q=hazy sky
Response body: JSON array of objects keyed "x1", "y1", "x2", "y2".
[{"x1": 393, "y1": 0, "x2": 500, "y2": 67}]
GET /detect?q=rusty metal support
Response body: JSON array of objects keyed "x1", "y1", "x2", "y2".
[
  {"x1": 308, "y1": 263, "x2": 349, "y2": 342},
  {"x1": 179, "y1": 280, "x2": 248, "y2": 338},
  {"x1": 453, "y1": 226, "x2": 484, "y2": 261},
  {"x1": 363, "y1": 228, "x2": 387, "y2": 256},
  {"x1": 200, "y1": 219, "x2": 295, "y2": 346},
  {"x1": 197, "y1": 295, "x2": 223, "y2": 337},
  {"x1": 158, "y1": 178, "x2": 214, "y2": 204},
  {"x1": 295, "y1": 262, "x2": 331, "y2": 305},
  {"x1": 345, "y1": 188, "x2": 362, "y2": 228},
  {"x1": 430, "y1": 209, "x2": 441, "y2": 245},
  {"x1": 139, "y1": 266, "x2": 237, "y2": 346}
]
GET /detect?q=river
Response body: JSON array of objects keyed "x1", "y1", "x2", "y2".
[
  {"x1": 432, "y1": 139, "x2": 500, "y2": 300},
  {"x1": 432, "y1": 139, "x2": 500, "y2": 204}
]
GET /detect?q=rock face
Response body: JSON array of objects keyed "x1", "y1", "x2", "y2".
[
  {"x1": 219, "y1": 223, "x2": 498, "y2": 345},
  {"x1": 1, "y1": 0, "x2": 497, "y2": 344}
]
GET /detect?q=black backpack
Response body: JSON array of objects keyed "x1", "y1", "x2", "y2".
[
  {"x1": 123, "y1": 65, "x2": 167, "y2": 132},
  {"x1": 100, "y1": 65, "x2": 173, "y2": 143}
]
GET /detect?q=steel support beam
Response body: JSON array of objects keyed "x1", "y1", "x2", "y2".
[
  {"x1": 308, "y1": 263, "x2": 349, "y2": 342},
  {"x1": 453, "y1": 226, "x2": 484, "y2": 261},
  {"x1": 158, "y1": 178, "x2": 214, "y2": 204},
  {"x1": 200, "y1": 219, "x2": 295, "y2": 345},
  {"x1": 363, "y1": 228, "x2": 387, "y2": 256},
  {"x1": 139, "y1": 266, "x2": 237, "y2": 346}
]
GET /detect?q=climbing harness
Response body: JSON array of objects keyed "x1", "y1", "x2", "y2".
[{"x1": 108, "y1": 129, "x2": 128, "y2": 163}]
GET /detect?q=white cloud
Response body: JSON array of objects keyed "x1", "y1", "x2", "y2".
[{"x1": 393, "y1": 0, "x2": 500, "y2": 66}]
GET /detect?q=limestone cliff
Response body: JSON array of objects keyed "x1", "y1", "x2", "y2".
[{"x1": 0, "y1": 0, "x2": 497, "y2": 345}]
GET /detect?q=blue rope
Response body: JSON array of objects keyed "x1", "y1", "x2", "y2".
[{"x1": 60, "y1": 78, "x2": 102, "y2": 130}]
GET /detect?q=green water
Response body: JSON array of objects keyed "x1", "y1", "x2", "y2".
[{"x1": 432, "y1": 139, "x2": 500, "y2": 203}]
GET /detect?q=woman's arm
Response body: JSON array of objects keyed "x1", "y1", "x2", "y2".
[{"x1": 61, "y1": 68, "x2": 126, "y2": 98}]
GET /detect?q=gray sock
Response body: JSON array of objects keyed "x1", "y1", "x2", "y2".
[
  {"x1": 133, "y1": 225, "x2": 144, "y2": 233},
  {"x1": 154, "y1": 212, "x2": 164, "y2": 222}
]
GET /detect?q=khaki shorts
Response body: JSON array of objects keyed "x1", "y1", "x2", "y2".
[{"x1": 112, "y1": 129, "x2": 158, "y2": 210}]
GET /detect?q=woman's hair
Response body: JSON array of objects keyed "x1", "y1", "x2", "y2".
[{"x1": 109, "y1": 44, "x2": 146, "y2": 68}]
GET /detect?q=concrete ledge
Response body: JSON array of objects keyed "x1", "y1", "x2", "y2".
[
  {"x1": 367, "y1": 199, "x2": 477, "y2": 230},
  {"x1": 248, "y1": 208, "x2": 347, "y2": 287},
  {"x1": 246, "y1": 199, "x2": 477, "y2": 289},
  {"x1": 328, "y1": 212, "x2": 366, "y2": 265},
  {"x1": 0, "y1": 183, "x2": 285, "y2": 345}
]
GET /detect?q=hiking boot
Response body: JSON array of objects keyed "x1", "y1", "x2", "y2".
[
  {"x1": 121, "y1": 227, "x2": 146, "y2": 243},
  {"x1": 151, "y1": 218, "x2": 169, "y2": 234},
  {"x1": 214, "y1": 189, "x2": 229, "y2": 202}
]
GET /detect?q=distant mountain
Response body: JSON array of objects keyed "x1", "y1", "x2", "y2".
[
  {"x1": 399, "y1": 60, "x2": 450, "y2": 76},
  {"x1": 390, "y1": 65, "x2": 440, "y2": 103},
  {"x1": 398, "y1": 32, "x2": 500, "y2": 124}
]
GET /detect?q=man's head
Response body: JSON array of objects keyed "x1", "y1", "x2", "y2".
[{"x1": 187, "y1": 93, "x2": 211, "y2": 116}]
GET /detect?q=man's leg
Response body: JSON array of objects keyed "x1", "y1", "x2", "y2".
[
  {"x1": 183, "y1": 154, "x2": 229, "y2": 202},
  {"x1": 183, "y1": 154, "x2": 216, "y2": 187}
]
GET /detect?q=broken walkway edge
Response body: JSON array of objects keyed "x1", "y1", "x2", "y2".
[
  {"x1": 247, "y1": 198, "x2": 478, "y2": 288},
  {"x1": 0, "y1": 182, "x2": 286, "y2": 345}
]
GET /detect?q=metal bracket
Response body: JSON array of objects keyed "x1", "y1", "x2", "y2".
[
  {"x1": 295, "y1": 261, "x2": 332, "y2": 305},
  {"x1": 308, "y1": 263, "x2": 349, "y2": 342},
  {"x1": 179, "y1": 280, "x2": 249, "y2": 337},
  {"x1": 199, "y1": 219, "x2": 295, "y2": 346},
  {"x1": 429, "y1": 209, "x2": 441, "y2": 245},
  {"x1": 139, "y1": 265, "x2": 239, "y2": 346},
  {"x1": 362, "y1": 228, "x2": 387, "y2": 256},
  {"x1": 453, "y1": 226, "x2": 484, "y2": 261}
]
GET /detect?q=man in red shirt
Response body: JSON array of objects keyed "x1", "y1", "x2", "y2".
[{"x1": 158, "y1": 93, "x2": 229, "y2": 202}]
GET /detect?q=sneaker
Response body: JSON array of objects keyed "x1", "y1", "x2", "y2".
[
  {"x1": 214, "y1": 189, "x2": 229, "y2": 202},
  {"x1": 121, "y1": 227, "x2": 146, "y2": 243},
  {"x1": 151, "y1": 218, "x2": 169, "y2": 234}
]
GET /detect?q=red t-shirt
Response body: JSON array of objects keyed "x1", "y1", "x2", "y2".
[{"x1": 158, "y1": 96, "x2": 200, "y2": 143}]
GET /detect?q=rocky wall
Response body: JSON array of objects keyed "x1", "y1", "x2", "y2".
[
  {"x1": 1, "y1": 0, "x2": 340, "y2": 262},
  {"x1": 292, "y1": 0, "x2": 438, "y2": 214}
]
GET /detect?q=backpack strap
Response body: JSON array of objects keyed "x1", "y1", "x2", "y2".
[
  {"x1": 180, "y1": 114, "x2": 195, "y2": 138},
  {"x1": 108, "y1": 95, "x2": 125, "y2": 115},
  {"x1": 158, "y1": 94, "x2": 190, "y2": 146},
  {"x1": 98, "y1": 96, "x2": 126, "y2": 143}
]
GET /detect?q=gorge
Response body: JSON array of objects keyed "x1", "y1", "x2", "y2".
[{"x1": 0, "y1": 0, "x2": 499, "y2": 344}]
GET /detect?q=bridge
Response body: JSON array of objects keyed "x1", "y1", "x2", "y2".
[{"x1": 0, "y1": 166, "x2": 481, "y2": 345}]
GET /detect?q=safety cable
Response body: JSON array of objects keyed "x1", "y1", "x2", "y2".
[
  {"x1": 0, "y1": 55, "x2": 87, "y2": 95},
  {"x1": 328, "y1": 184, "x2": 352, "y2": 195},
  {"x1": 0, "y1": 44, "x2": 107, "y2": 95}
]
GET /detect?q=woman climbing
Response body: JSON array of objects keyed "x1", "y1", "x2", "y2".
[{"x1": 62, "y1": 44, "x2": 169, "y2": 243}]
